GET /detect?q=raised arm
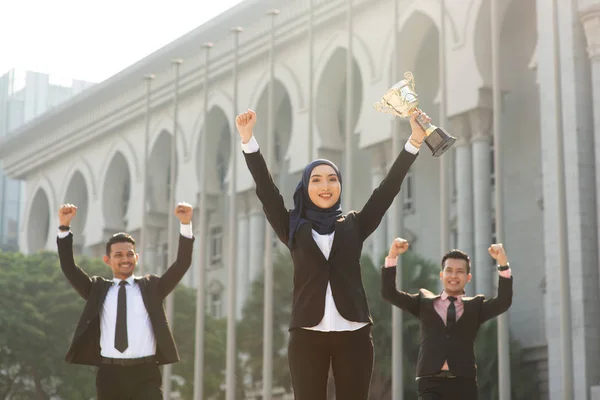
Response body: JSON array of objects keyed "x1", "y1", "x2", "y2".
[
  {"x1": 157, "y1": 203, "x2": 196, "y2": 299},
  {"x1": 356, "y1": 111, "x2": 428, "y2": 240},
  {"x1": 381, "y1": 238, "x2": 420, "y2": 317},
  {"x1": 480, "y1": 244, "x2": 513, "y2": 323},
  {"x1": 237, "y1": 110, "x2": 290, "y2": 244},
  {"x1": 56, "y1": 204, "x2": 93, "y2": 300}
]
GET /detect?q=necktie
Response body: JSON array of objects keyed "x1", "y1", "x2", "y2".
[
  {"x1": 446, "y1": 296, "x2": 457, "y2": 331},
  {"x1": 115, "y1": 281, "x2": 129, "y2": 352}
]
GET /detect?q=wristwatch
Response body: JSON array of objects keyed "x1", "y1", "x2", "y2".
[
  {"x1": 58, "y1": 225, "x2": 70, "y2": 232},
  {"x1": 497, "y1": 263, "x2": 510, "y2": 271}
]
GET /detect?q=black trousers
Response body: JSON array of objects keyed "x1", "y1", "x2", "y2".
[
  {"x1": 417, "y1": 377, "x2": 478, "y2": 400},
  {"x1": 96, "y1": 363, "x2": 162, "y2": 400},
  {"x1": 287, "y1": 325, "x2": 374, "y2": 400}
]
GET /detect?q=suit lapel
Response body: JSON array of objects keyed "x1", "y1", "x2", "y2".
[
  {"x1": 94, "y1": 279, "x2": 112, "y2": 316},
  {"x1": 328, "y1": 218, "x2": 346, "y2": 259},
  {"x1": 460, "y1": 297, "x2": 473, "y2": 320},
  {"x1": 298, "y1": 223, "x2": 330, "y2": 265},
  {"x1": 422, "y1": 292, "x2": 445, "y2": 325},
  {"x1": 135, "y1": 277, "x2": 152, "y2": 312},
  {"x1": 298, "y1": 217, "x2": 345, "y2": 263},
  {"x1": 424, "y1": 292, "x2": 459, "y2": 329}
]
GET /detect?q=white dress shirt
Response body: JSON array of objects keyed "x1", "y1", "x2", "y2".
[
  {"x1": 57, "y1": 223, "x2": 193, "y2": 358},
  {"x1": 100, "y1": 274, "x2": 156, "y2": 358},
  {"x1": 241, "y1": 135, "x2": 419, "y2": 332}
]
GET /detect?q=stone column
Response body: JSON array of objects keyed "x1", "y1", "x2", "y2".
[
  {"x1": 581, "y1": 5, "x2": 600, "y2": 272},
  {"x1": 236, "y1": 209, "x2": 250, "y2": 319},
  {"x1": 581, "y1": 10, "x2": 600, "y2": 396},
  {"x1": 451, "y1": 113, "x2": 475, "y2": 290},
  {"x1": 370, "y1": 143, "x2": 388, "y2": 263},
  {"x1": 470, "y1": 108, "x2": 493, "y2": 296}
]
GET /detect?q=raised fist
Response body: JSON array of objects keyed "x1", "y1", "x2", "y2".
[
  {"x1": 59, "y1": 204, "x2": 77, "y2": 226},
  {"x1": 488, "y1": 243, "x2": 508, "y2": 265},
  {"x1": 174, "y1": 202, "x2": 193, "y2": 224},
  {"x1": 235, "y1": 109, "x2": 257, "y2": 144},
  {"x1": 388, "y1": 237, "x2": 409, "y2": 258}
]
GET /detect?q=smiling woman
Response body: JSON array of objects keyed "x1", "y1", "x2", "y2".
[
  {"x1": 308, "y1": 164, "x2": 341, "y2": 209},
  {"x1": 236, "y1": 108, "x2": 424, "y2": 400}
]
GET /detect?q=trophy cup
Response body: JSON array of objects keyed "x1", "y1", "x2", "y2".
[{"x1": 374, "y1": 71, "x2": 456, "y2": 157}]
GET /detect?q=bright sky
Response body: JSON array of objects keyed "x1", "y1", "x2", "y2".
[{"x1": 0, "y1": 0, "x2": 245, "y2": 84}]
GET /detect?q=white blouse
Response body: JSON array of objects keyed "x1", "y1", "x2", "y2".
[{"x1": 302, "y1": 230, "x2": 368, "y2": 332}]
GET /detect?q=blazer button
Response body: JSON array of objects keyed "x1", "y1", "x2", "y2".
[{"x1": 445, "y1": 334, "x2": 450, "y2": 340}]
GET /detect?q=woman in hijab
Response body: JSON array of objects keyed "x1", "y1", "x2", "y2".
[{"x1": 236, "y1": 109, "x2": 427, "y2": 400}]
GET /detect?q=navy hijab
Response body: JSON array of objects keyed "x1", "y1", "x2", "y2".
[{"x1": 288, "y1": 159, "x2": 343, "y2": 248}]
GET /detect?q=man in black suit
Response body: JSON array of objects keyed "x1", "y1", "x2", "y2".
[
  {"x1": 381, "y1": 238, "x2": 512, "y2": 400},
  {"x1": 57, "y1": 202, "x2": 195, "y2": 400}
]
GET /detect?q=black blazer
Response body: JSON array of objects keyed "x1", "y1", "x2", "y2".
[
  {"x1": 243, "y1": 148, "x2": 417, "y2": 329},
  {"x1": 57, "y1": 233, "x2": 195, "y2": 366},
  {"x1": 381, "y1": 266, "x2": 513, "y2": 379}
]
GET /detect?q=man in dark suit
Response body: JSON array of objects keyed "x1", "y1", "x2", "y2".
[
  {"x1": 381, "y1": 238, "x2": 512, "y2": 400},
  {"x1": 57, "y1": 202, "x2": 195, "y2": 400}
]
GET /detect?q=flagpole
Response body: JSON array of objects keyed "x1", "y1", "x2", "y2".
[
  {"x1": 308, "y1": 0, "x2": 314, "y2": 161},
  {"x1": 344, "y1": 0, "x2": 354, "y2": 210},
  {"x1": 262, "y1": 10, "x2": 279, "y2": 400},
  {"x1": 192, "y1": 42, "x2": 213, "y2": 400},
  {"x1": 163, "y1": 57, "x2": 183, "y2": 400},
  {"x1": 225, "y1": 26, "x2": 243, "y2": 400},
  {"x1": 140, "y1": 73, "x2": 155, "y2": 276},
  {"x1": 490, "y1": 0, "x2": 512, "y2": 397},
  {"x1": 550, "y1": 0, "x2": 574, "y2": 396},
  {"x1": 439, "y1": 0, "x2": 449, "y2": 287},
  {"x1": 391, "y1": 0, "x2": 403, "y2": 397}
]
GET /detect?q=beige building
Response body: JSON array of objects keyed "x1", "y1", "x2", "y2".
[{"x1": 1, "y1": 0, "x2": 600, "y2": 398}]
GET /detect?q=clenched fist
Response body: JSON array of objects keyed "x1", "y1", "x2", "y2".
[
  {"x1": 388, "y1": 238, "x2": 409, "y2": 258},
  {"x1": 59, "y1": 204, "x2": 77, "y2": 226},
  {"x1": 174, "y1": 202, "x2": 193, "y2": 224},
  {"x1": 488, "y1": 243, "x2": 508, "y2": 265},
  {"x1": 235, "y1": 109, "x2": 256, "y2": 144}
]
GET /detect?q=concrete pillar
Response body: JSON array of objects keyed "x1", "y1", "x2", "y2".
[
  {"x1": 470, "y1": 107, "x2": 493, "y2": 296},
  {"x1": 451, "y1": 113, "x2": 475, "y2": 291}
]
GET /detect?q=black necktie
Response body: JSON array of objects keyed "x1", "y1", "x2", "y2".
[
  {"x1": 115, "y1": 281, "x2": 129, "y2": 352},
  {"x1": 446, "y1": 296, "x2": 457, "y2": 331}
]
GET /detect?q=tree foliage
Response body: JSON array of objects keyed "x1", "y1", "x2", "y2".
[
  {"x1": 237, "y1": 250, "x2": 294, "y2": 393},
  {"x1": 0, "y1": 250, "x2": 229, "y2": 400}
]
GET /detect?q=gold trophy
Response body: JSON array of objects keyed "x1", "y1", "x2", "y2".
[{"x1": 374, "y1": 71, "x2": 456, "y2": 157}]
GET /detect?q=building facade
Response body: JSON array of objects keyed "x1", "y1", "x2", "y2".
[
  {"x1": 1, "y1": 0, "x2": 599, "y2": 398},
  {"x1": 0, "y1": 69, "x2": 94, "y2": 251}
]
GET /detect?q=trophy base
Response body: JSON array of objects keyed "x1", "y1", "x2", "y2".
[{"x1": 425, "y1": 127, "x2": 456, "y2": 157}]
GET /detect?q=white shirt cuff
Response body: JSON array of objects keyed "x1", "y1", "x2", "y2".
[
  {"x1": 57, "y1": 230, "x2": 70, "y2": 238},
  {"x1": 241, "y1": 136, "x2": 260, "y2": 153},
  {"x1": 404, "y1": 139, "x2": 420, "y2": 155},
  {"x1": 180, "y1": 223, "x2": 193, "y2": 239}
]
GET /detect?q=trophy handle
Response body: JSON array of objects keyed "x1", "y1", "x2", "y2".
[
  {"x1": 374, "y1": 101, "x2": 401, "y2": 117},
  {"x1": 404, "y1": 71, "x2": 415, "y2": 92}
]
